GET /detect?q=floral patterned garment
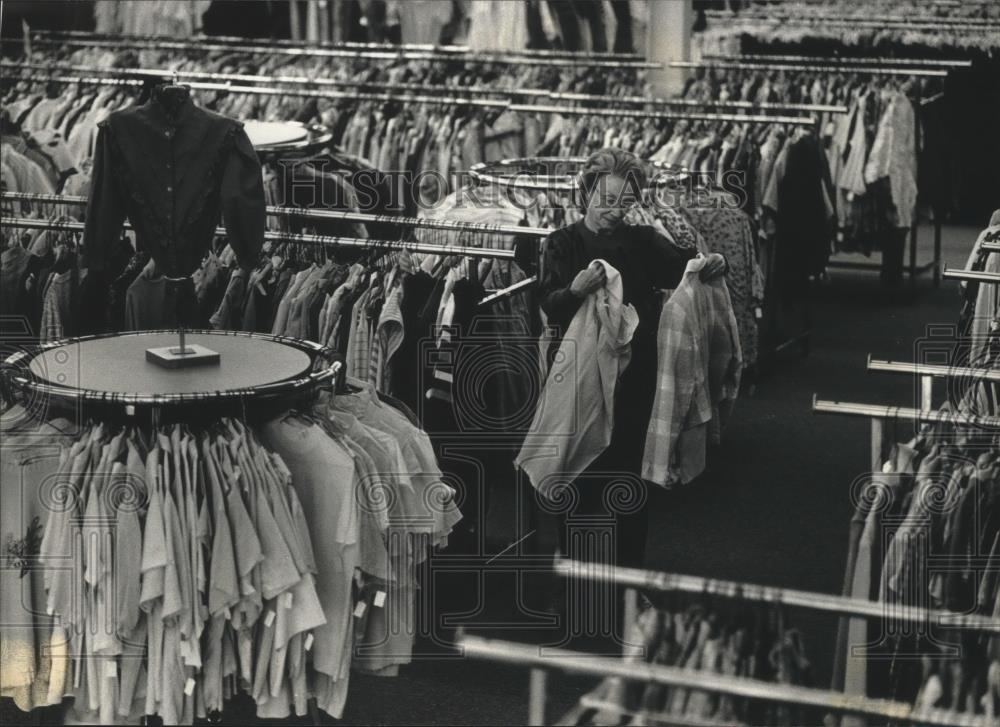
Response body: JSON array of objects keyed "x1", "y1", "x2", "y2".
[{"x1": 682, "y1": 202, "x2": 764, "y2": 369}]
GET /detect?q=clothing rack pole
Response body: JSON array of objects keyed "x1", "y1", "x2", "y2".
[
  {"x1": 0, "y1": 60, "x2": 551, "y2": 100},
  {"x1": 4, "y1": 73, "x2": 515, "y2": 109},
  {"x1": 669, "y1": 60, "x2": 950, "y2": 78},
  {"x1": 942, "y1": 268, "x2": 1000, "y2": 285},
  {"x1": 867, "y1": 356, "x2": 1000, "y2": 412},
  {"x1": 457, "y1": 635, "x2": 994, "y2": 727},
  {"x1": 4, "y1": 71, "x2": 821, "y2": 124},
  {"x1": 478, "y1": 277, "x2": 538, "y2": 308},
  {"x1": 703, "y1": 53, "x2": 973, "y2": 70},
  {"x1": 811, "y1": 395, "x2": 1000, "y2": 428},
  {"x1": 507, "y1": 103, "x2": 817, "y2": 126},
  {"x1": 28, "y1": 28, "x2": 649, "y2": 62},
  {"x1": 544, "y1": 90, "x2": 848, "y2": 115},
  {"x1": 0, "y1": 192, "x2": 551, "y2": 239},
  {"x1": 2, "y1": 60, "x2": 847, "y2": 116},
  {"x1": 15, "y1": 35, "x2": 662, "y2": 69},
  {"x1": 554, "y1": 559, "x2": 1000, "y2": 633},
  {"x1": 0, "y1": 216, "x2": 519, "y2": 260},
  {"x1": 702, "y1": 13, "x2": 1000, "y2": 33}
]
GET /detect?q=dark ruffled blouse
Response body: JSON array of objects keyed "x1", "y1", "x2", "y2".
[{"x1": 83, "y1": 88, "x2": 265, "y2": 277}]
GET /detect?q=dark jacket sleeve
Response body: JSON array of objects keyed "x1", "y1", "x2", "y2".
[
  {"x1": 221, "y1": 125, "x2": 266, "y2": 270},
  {"x1": 537, "y1": 229, "x2": 583, "y2": 329},
  {"x1": 82, "y1": 123, "x2": 126, "y2": 273},
  {"x1": 644, "y1": 226, "x2": 697, "y2": 290}
]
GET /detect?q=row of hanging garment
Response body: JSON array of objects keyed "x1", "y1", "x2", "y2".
[
  {"x1": 835, "y1": 407, "x2": 999, "y2": 722},
  {"x1": 2, "y1": 82, "x2": 138, "y2": 197},
  {"x1": 681, "y1": 66, "x2": 921, "y2": 245},
  {"x1": 585, "y1": 598, "x2": 818, "y2": 727},
  {"x1": 957, "y1": 212, "x2": 1000, "y2": 372},
  {"x1": 695, "y1": 6, "x2": 1000, "y2": 55},
  {"x1": 0, "y1": 388, "x2": 461, "y2": 724},
  {"x1": 0, "y1": 220, "x2": 96, "y2": 343}
]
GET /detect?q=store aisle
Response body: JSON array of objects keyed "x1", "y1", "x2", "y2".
[{"x1": 333, "y1": 223, "x2": 978, "y2": 726}]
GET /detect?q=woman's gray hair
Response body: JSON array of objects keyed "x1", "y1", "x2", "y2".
[{"x1": 575, "y1": 147, "x2": 648, "y2": 211}]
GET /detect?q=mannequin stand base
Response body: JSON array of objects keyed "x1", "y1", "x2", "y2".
[{"x1": 145, "y1": 344, "x2": 221, "y2": 369}]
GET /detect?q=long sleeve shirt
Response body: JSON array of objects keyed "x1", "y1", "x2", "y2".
[
  {"x1": 538, "y1": 220, "x2": 696, "y2": 368},
  {"x1": 641, "y1": 256, "x2": 743, "y2": 488},
  {"x1": 83, "y1": 88, "x2": 265, "y2": 277}
]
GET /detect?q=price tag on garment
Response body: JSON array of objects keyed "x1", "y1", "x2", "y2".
[
  {"x1": 46, "y1": 605, "x2": 54, "y2": 616},
  {"x1": 754, "y1": 307, "x2": 763, "y2": 320},
  {"x1": 184, "y1": 678, "x2": 196, "y2": 696},
  {"x1": 882, "y1": 461, "x2": 894, "y2": 474},
  {"x1": 374, "y1": 591, "x2": 386, "y2": 608},
  {"x1": 353, "y1": 601, "x2": 367, "y2": 618},
  {"x1": 265, "y1": 610, "x2": 276, "y2": 628},
  {"x1": 105, "y1": 661, "x2": 117, "y2": 679},
  {"x1": 353, "y1": 568, "x2": 362, "y2": 587},
  {"x1": 223, "y1": 607, "x2": 232, "y2": 620},
  {"x1": 305, "y1": 634, "x2": 314, "y2": 652},
  {"x1": 282, "y1": 592, "x2": 294, "y2": 610}
]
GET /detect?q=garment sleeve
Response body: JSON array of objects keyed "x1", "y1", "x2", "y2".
[
  {"x1": 644, "y1": 226, "x2": 697, "y2": 290},
  {"x1": 537, "y1": 230, "x2": 583, "y2": 330},
  {"x1": 82, "y1": 123, "x2": 126, "y2": 272},
  {"x1": 220, "y1": 125, "x2": 265, "y2": 271}
]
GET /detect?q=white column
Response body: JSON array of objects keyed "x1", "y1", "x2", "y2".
[{"x1": 645, "y1": 0, "x2": 693, "y2": 98}]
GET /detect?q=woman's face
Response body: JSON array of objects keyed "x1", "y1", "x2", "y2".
[{"x1": 585, "y1": 174, "x2": 639, "y2": 234}]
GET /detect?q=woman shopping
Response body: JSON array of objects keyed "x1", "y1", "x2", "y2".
[{"x1": 517, "y1": 148, "x2": 727, "y2": 571}]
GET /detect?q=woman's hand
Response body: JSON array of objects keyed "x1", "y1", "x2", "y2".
[
  {"x1": 699, "y1": 253, "x2": 727, "y2": 282},
  {"x1": 570, "y1": 263, "x2": 607, "y2": 298}
]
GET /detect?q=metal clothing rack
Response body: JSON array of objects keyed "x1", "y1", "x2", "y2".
[
  {"x1": 943, "y1": 268, "x2": 1000, "y2": 285},
  {"x1": 7, "y1": 73, "x2": 821, "y2": 124},
  {"x1": 669, "y1": 60, "x2": 950, "y2": 78},
  {"x1": 703, "y1": 12, "x2": 1000, "y2": 34},
  {"x1": 1, "y1": 217, "x2": 518, "y2": 260},
  {"x1": 674, "y1": 58, "x2": 948, "y2": 289},
  {"x1": 867, "y1": 355, "x2": 1000, "y2": 412},
  {"x1": 27, "y1": 28, "x2": 649, "y2": 62},
  {"x1": 0, "y1": 191, "x2": 551, "y2": 240},
  {"x1": 18, "y1": 34, "x2": 661, "y2": 69},
  {"x1": 812, "y1": 396, "x2": 1000, "y2": 478},
  {"x1": 4, "y1": 72, "x2": 514, "y2": 110},
  {"x1": 703, "y1": 53, "x2": 973, "y2": 70},
  {"x1": 457, "y1": 634, "x2": 994, "y2": 727},
  {"x1": 554, "y1": 559, "x2": 1000, "y2": 634},
  {"x1": 1, "y1": 60, "x2": 846, "y2": 116},
  {"x1": 478, "y1": 276, "x2": 537, "y2": 308},
  {"x1": 507, "y1": 102, "x2": 817, "y2": 126}
]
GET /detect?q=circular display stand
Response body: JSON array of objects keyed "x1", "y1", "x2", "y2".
[
  {"x1": 3, "y1": 331, "x2": 335, "y2": 411},
  {"x1": 243, "y1": 120, "x2": 333, "y2": 154}
]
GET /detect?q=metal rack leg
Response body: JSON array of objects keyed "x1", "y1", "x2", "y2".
[
  {"x1": 921, "y1": 375, "x2": 934, "y2": 412},
  {"x1": 933, "y1": 220, "x2": 942, "y2": 288},
  {"x1": 909, "y1": 223, "x2": 918, "y2": 288},
  {"x1": 871, "y1": 418, "x2": 885, "y2": 474},
  {"x1": 530, "y1": 669, "x2": 548, "y2": 726}
]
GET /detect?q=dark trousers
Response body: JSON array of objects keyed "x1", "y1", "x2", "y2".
[
  {"x1": 553, "y1": 336, "x2": 657, "y2": 570},
  {"x1": 880, "y1": 227, "x2": 908, "y2": 288}
]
